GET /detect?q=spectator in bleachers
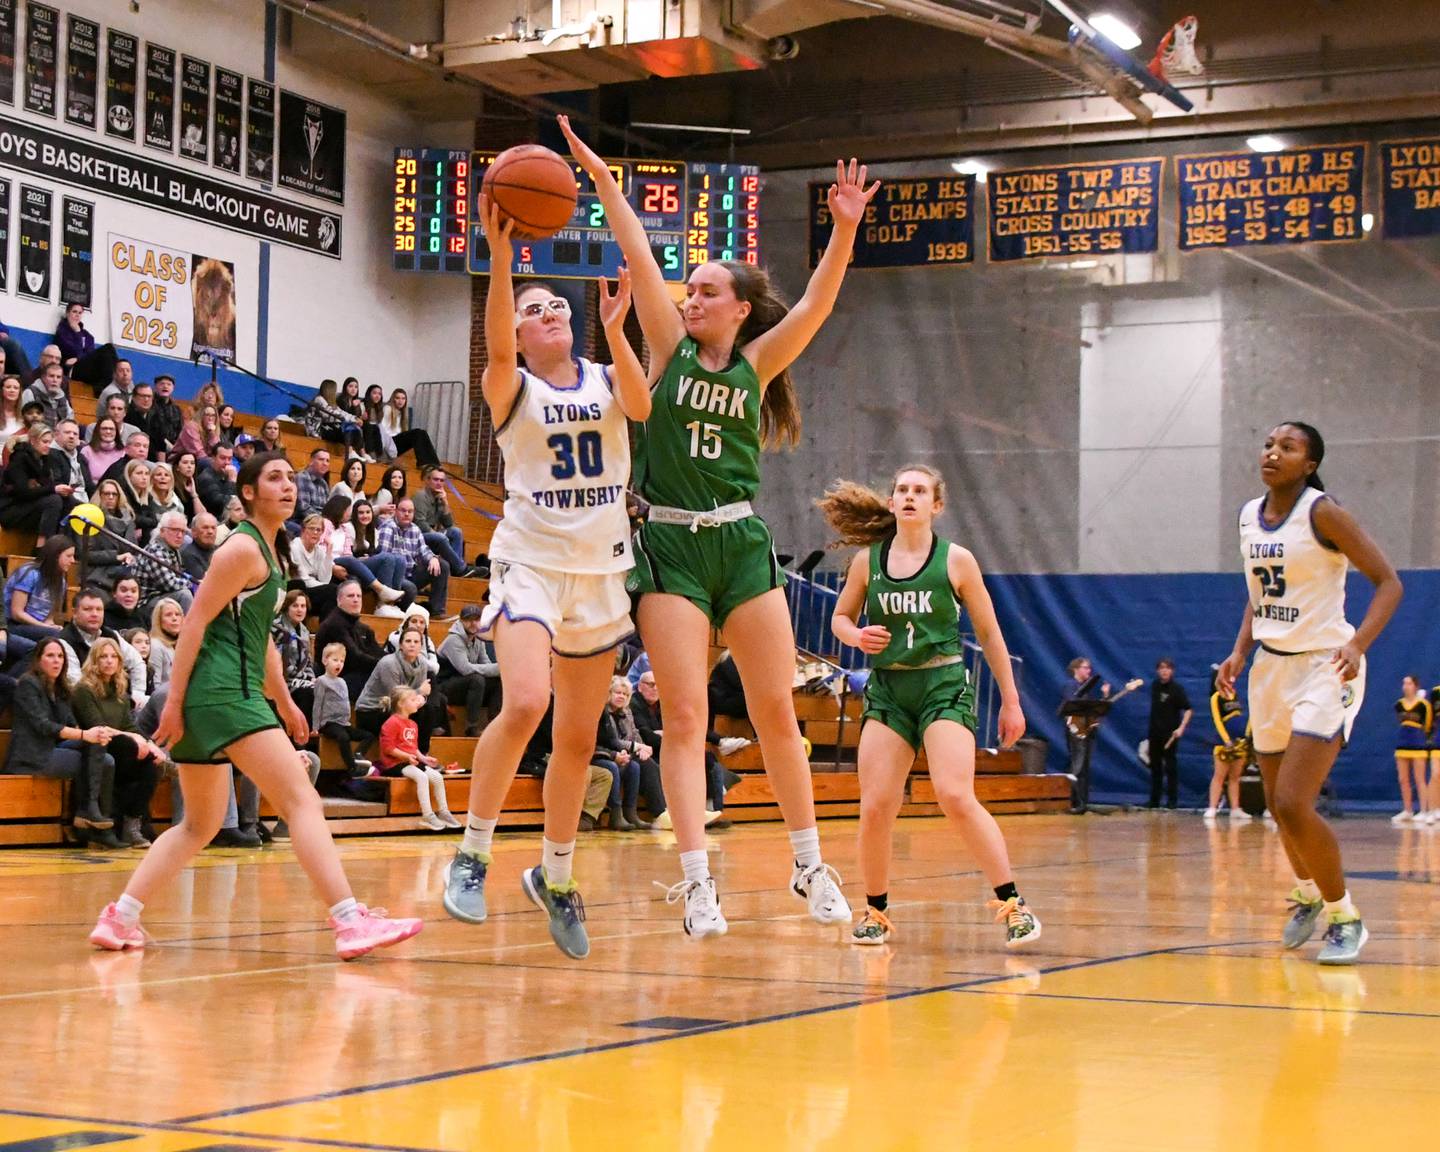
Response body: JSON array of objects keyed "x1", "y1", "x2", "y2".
[
  {"x1": 84, "y1": 480, "x2": 135, "y2": 589},
  {"x1": 295, "y1": 447, "x2": 332, "y2": 521},
  {"x1": 100, "y1": 432, "x2": 150, "y2": 492},
  {"x1": 149, "y1": 375, "x2": 182, "y2": 457},
  {"x1": 149, "y1": 461, "x2": 186, "y2": 520},
  {"x1": 57, "y1": 303, "x2": 120, "y2": 390},
  {"x1": 289, "y1": 513, "x2": 340, "y2": 619},
  {"x1": 320, "y1": 493, "x2": 408, "y2": 612},
  {"x1": 95, "y1": 359, "x2": 133, "y2": 407},
  {"x1": 305, "y1": 378, "x2": 367, "y2": 459},
  {"x1": 104, "y1": 575, "x2": 148, "y2": 633},
  {"x1": 58, "y1": 587, "x2": 148, "y2": 708},
  {"x1": 708, "y1": 650, "x2": 748, "y2": 723},
  {"x1": 180, "y1": 512, "x2": 219, "y2": 581},
  {"x1": 96, "y1": 395, "x2": 141, "y2": 447},
  {"x1": 231, "y1": 432, "x2": 258, "y2": 467},
  {"x1": 195, "y1": 443, "x2": 237, "y2": 517},
  {"x1": 377, "y1": 497, "x2": 450, "y2": 618},
  {"x1": 355, "y1": 626, "x2": 445, "y2": 754},
  {"x1": 133, "y1": 511, "x2": 193, "y2": 612},
  {"x1": 170, "y1": 451, "x2": 202, "y2": 516},
  {"x1": 49, "y1": 419, "x2": 88, "y2": 501},
  {"x1": 316, "y1": 579, "x2": 385, "y2": 701},
  {"x1": 257, "y1": 417, "x2": 285, "y2": 455},
  {"x1": 378, "y1": 686, "x2": 459, "y2": 830},
  {"x1": 338, "y1": 377, "x2": 364, "y2": 423},
  {"x1": 0, "y1": 375, "x2": 25, "y2": 443},
  {"x1": 332, "y1": 457, "x2": 368, "y2": 506},
  {"x1": 633, "y1": 668, "x2": 733, "y2": 826},
  {"x1": 0, "y1": 330, "x2": 31, "y2": 383},
  {"x1": 82, "y1": 418, "x2": 124, "y2": 487},
  {"x1": 145, "y1": 596, "x2": 183, "y2": 692},
  {"x1": 72, "y1": 637, "x2": 164, "y2": 848},
  {"x1": 27, "y1": 345, "x2": 61, "y2": 391},
  {"x1": 380, "y1": 388, "x2": 439, "y2": 466},
  {"x1": 338, "y1": 499, "x2": 412, "y2": 612},
  {"x1": 359, "y1": 384, "x2": 389, "y2": 460},
  {"x1": 27, "y1": 362, "x2": 73, "y2": 427},
  {"x1": 193, "y1": 381, "x2": 224, "y2": 411},
  {"x1": 372, "y1": 464, "x2": 406, "y2": 514},
  {"x1": 595, "y1": 677, "x2": 648, "y2": 830},
  {"x1": 123, "y1": 459, "x2": 160, "y2": 545},
  {"x1": 0, "y1": 423, "x2": 71, "y2": 546},
  {"x1": 123, "y1": 628, "x2": 156, "y2": 695},
  {"x1": 171, "y1": 403, "x2": 223, "y2": 461},
  {"x1": 383, "y1": 610, "x2": 439, "y2": 675},
  {"x1": 413, "y1": 466, "x2": 477, "y2": 577},
  {"x1": 271, "y1": 589, "x2": 317, "y2": 721},
  {"x1": 4, "y1": 637, "x2": 119, "y2": 847},
  {"x1": 312, "y1": 641, "x2": 371, "y2": 777},
  {"x1": 214, "y1": 494, "x2": 245, "y2": 546},
  {"x1": 218, "y1": 404, "x2": 242, "y2": 447},
  {"x1": 438, "y1": 605, "x2": 500, "y2": 737},
  {"x1": 125, "y1": 382, "x2": 169, "y2": 462}
]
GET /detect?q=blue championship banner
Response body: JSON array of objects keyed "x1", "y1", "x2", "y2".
[
  {"x1": 1380, "y1": 138, "x2": 1440, "y2": 239},
  {"x1": 1177, "y1": 144, "x2": 1365, "y2": 251},
  {"x1": 809, "y1": 173, "x2": 973, "y2": 268},
  {"x1": 988, "y1": 158, "x2": 1161, "y2": 263}
]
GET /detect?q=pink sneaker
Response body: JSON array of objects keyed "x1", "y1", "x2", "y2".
[
  {"x1": 330, "y1": 905, "x2": 423, "y2": 961},
  {"x1": 89, "y1": 903, "x2": 146, "y2": 951}
]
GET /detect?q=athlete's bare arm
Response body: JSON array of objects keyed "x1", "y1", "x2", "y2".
[
  {"x1": 599, "y1": 266, "x2": 651, "y2": 422},
  {"x1": 832, "y1": 549, "x2": 888, "y2": 653},
  {"x1": 948, "y1": 544, "x2": 1025, "y2": 746},
  {"x1": 478, "y1": 194, "x2": 522, "y2": 425}
]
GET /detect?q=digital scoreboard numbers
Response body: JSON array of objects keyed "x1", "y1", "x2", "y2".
[
  {"x1": 1177, "y1": 144, "x2": 1366, "y2": 251},
  {"x1": 688, "y1": 162, "x2": 761, "y2": 267},
  {"x1": 468, "y1": 153, "x2": 687, "y2": 282},
  {"x1": 392, "y1": 148, "x2": 468, "y2": 272}
]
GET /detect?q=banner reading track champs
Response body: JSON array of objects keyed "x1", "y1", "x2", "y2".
[
  {"x1": 1381, "y1": 138, "x2": 1440, "y2": 239},
  {"x1": 1177, "y1": 144, "x2": 1365, "y2": 251},
  {"x1": 988, "y1": 158, "x2": 1161, "y2": 262},
  {"x1": 808, "y1": 173, "x2": 973, "y2": 268},
  {"x1": 0, "y1": 111, "x2": 340, "y2": 256}
]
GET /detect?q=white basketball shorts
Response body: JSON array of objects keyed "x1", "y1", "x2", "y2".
[
  {"x1": 1248, "y1": 646, "x2": 1366, "y2": 755},
  {"x1": 479, "y1": 559, "x2": 633, "y2": 657}
]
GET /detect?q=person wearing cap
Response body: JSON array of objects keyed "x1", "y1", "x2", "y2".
[
  {"x1": 232, "y1": 432, "x2": 258, "y2": 465},
  {"x1": 438, "y1": 605, "x2": 501, "y2": 737}
]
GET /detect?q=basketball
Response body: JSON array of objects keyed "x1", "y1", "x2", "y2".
[
  {"x1": 482, "y1": 145, "x2": 578, "y2": 240},
  {"x1": 66, "y1": 502, "x2": 105, "y2": 537}
]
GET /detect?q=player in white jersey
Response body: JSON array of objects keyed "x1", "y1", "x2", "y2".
[
  {"x1": 440, "y1": 197, "x2": 651, "y2": 959},
  {"x1": 1218, "y1": 422, "x2": 1402, "y2": 965}
]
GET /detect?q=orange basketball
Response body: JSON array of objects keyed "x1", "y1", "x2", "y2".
[{"x1": 482, "y1": 145, "x2": 578, "y2": 240}]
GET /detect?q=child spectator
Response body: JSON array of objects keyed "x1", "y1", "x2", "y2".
[
  {"x1": 313, "y1": 642, "x2": 372, "y2": 777},
  {"x1": 6, "y1": 536, "x2": 76, "y2": 640},
  {"x1": 379, "y1": 686, "x2": 459, "y2": 830},
  {"x1": 123, "y1": 628, "x2": 156, "y2": 695}
]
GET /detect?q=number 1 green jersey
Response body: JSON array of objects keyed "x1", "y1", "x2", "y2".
[
  {"x1": 635, "y1": 337, "x2": 762, "y2": 510},
  {"x1": 865, "y1": 535, "x2": 963, "y2": 669}
]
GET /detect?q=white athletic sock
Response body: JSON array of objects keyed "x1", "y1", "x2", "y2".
[
  {"x1": 1295, "y1": 877, "x2": 1322, "y2": 902},
  {"x1": 1323, "y1": 891, "x2": 1358, "y2": 922},
  {"x1": 542, "y1": 838, "x2": 575, "y2": 888},
  {"x1": 462, "y1": 815, "x2": 497, "y2": 858},
  {"x1": 680, "y1": 849, "x2": 710, "y2": 884},
  {"x1": 115, "y1": 893, "x2": 144, "y2": 926},
  {"x1": 789, "y1": 826, "x2": 822, "y2": 870},
  {"x1": 329, "y1": 897, "x2": 361, "y2": 924}
]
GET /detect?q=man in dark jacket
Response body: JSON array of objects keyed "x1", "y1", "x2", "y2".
[
  {"x1": 315, "y1": 579, "x2": 386, "y2": 700},
  {"x1": 149, "y1": 375, "x2": 183, "y2": 456},
  {"x1": 48, "y1": 418, "x2": 89, "y2": 500},
  {"x1": 125, "y1": 382, "x2": 171, "y2": 461},
  {"x1": 196, "y1": 444, "x2": 237, "y2": 517}
]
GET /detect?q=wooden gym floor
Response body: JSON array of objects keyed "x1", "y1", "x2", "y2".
[{"x1": 2, "y1": 812, "x2": 1438, "y2": 1151}]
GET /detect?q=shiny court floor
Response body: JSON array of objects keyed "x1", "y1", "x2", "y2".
[{"x1": 3, "y1": 811, "x2": 1438, "y2": 1151}]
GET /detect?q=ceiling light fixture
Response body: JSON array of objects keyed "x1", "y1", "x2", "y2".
[
  {"x1": 1247, "y1": 135, "x2": 1286, "y2": 153},
  {"x1": 1088, "y1": 13, "x2": 1141, "y2": 50},
  {"x1": 951, "y1": 158, "x2": 990, "y2": 183}
]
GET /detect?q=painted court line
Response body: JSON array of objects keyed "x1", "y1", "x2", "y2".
[
  {"x1": 0, "y1": 1111, "x2": 440, "y2": 1152},
  {"x1": 951, "y1": 986, "x2": 1440, "y2": 1020}
]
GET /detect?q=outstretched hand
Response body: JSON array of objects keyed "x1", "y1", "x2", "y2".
[
  {"x1": 479, "y1": 192, "x2": 514, "y2": 267},
  {"x1": 557, "y1": 115, "x2": 606, "y2": 178},
  {"x1": 598, "y1": 265, "x2": 632, "y2": 330},
  {"x1": 826, "y1": 158, "x2": 880, "y2": 230}
]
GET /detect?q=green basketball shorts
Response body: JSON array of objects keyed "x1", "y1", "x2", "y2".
[
  {"x1": 863, "y1": 662, "x2": 977, "y2": 750},
  {"x1": 630, "y1": 516, "x2": 785, "y2": 625}
]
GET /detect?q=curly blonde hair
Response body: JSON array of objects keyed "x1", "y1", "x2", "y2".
[
  {"x1": 77, "y1": 636, "x2": 129, "y2": 700},
  {"x1": 815, "y1": 464, "x2": 947, "y2": 547}
]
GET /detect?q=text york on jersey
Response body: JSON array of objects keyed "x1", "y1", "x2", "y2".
[
  {"x1": 877, "y1": 590, "x2": 933, "y2": 615},
  {"x1": 675, "y1": 375, "x2": 748, "y2": 419}
]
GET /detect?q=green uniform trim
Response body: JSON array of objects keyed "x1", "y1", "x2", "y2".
[
  {"x1": 170, "y1": 521, "x2": 285, "y2": 763},
  {"x1": 865, "y1": 534, "x2": 963, "y2": 669}
]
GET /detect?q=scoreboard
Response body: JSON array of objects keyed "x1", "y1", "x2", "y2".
[
  {"x1": 392, "y1": 148, "x2": 469, "y2": 272},
  {"x1": 392, "y1": 147, "x2": 761, "y2": 280}
]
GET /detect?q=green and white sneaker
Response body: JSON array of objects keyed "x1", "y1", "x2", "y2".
[
  {"x1": 1282, "y1": 889, "x2": 1325, "y2": 949},
  {"x1": 442, "y1": 849, "x2": 490, "y2": 924},
  {"x1": 1317, "y1": 917, "x2": 1369, "y2": 965},
  {"x1": 991, "y1": 896, "x2": 1042, "y2": 949},
  {"x1": 522, "y1": 865, "x2": 590, "y2": 959},
  {"x1": 851, "y1": 907, "x2": 895, "y2": 946}
]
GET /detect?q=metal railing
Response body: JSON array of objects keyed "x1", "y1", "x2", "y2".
[{"x1": 411, "y1": 379, "x2": 469, "y2": 468}]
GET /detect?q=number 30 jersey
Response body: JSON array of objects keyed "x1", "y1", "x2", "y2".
[
  {"x1": 1238, "y1": 487, "x2": 1354, "y2": 653},
  {"x1": 865, "y1": 535, "x2": 964, "y2": 670},
  {"x1": 488, "y1": 357, "x2": 632, "y2": 575}
]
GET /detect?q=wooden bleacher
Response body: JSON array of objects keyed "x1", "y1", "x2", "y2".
[{"x1": 0, "y1": 388, "x2": 1068, "y2": 846}]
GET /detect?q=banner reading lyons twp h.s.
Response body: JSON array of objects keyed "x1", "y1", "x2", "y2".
[{"x1": 107, "y1": 234, "x2": 238, "y2": 364}]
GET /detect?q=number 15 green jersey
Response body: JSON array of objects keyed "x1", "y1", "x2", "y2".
[{"x1": 865, "y1": 535, "x2": 964, "y2": 669}]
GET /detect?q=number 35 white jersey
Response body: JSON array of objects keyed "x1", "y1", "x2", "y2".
[
  {"x1": 1238, "y1": 487, "x2": 1354, "y2": 653},
  {"x1": 488, "y1": 357, "x2": 632, "y2": 575}
]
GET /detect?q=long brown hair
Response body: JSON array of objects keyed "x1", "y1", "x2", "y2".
[
  {"x1": 78, "y1": 636, "x2": 129, "y2": 700},
  {"x1": 720, "y1": 262, "x2": 801, "y2": 449},
  {"x1": 816, "y1": 464, "x2": 948, "y2": 547}
]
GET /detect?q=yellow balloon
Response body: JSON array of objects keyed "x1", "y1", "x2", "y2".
[
  {"x1": 67, "y1": 502, "x2": 105, "y2": 537},
  {"x1": 801, "y1": 736, "x2": 814, "y2": 758}
]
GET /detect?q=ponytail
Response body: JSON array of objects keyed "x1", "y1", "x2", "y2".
[
  {"x1": 816, "y1": 464, "x2": 948, "y2": 547},
  {"x1": 721, "y1": 261, "x2": 801, "y2": 448}
]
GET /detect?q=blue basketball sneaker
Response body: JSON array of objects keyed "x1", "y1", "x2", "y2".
[
  {"x1": 1282, "y1": 889, "x2": 1324, "y2": 949},
  {"x1": 1317, "y1": 917, "x2": 1369, "y2": 965},
  {"x1": 522, "y1": 865, "x2": 590, "y2": 959},
  {"x1": 442, "y1": 849, "x2": 490, "y2": 924}
]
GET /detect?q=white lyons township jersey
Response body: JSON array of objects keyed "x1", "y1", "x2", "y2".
[
  {"x1": 1238, "y1": 486, "x2": 1354, "y2": 653},
  {"x1": 488, "y1": 357, "x2": 632, "y2": 574}
]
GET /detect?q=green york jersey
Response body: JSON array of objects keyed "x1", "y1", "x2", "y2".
[
  {"x1": 865, "y1": 534, "x2": 964, "y2": 669},
  {"x1": 635, "y1": 336, "x2": 762, "y2": 510},
  {"x1": 186, "y1": 520, "x2": 286, "y2": 704}
]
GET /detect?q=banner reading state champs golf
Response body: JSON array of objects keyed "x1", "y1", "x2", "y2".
[{"x1": 108, "y1": 233, "x2": 237, "y2": 364}]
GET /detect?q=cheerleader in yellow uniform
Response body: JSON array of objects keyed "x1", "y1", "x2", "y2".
[
  {"x1": 1203, "y1": 687, "x2": 1253, "y2": 822},
  {"x1": 1392, "y1": 675, "x2": 1431, "y2": 825}
]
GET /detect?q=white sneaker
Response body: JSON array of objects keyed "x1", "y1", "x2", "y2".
[
  {"x1": 419, "y1": 813, "x2": 447, "y2": 831},
  {"x1": 1426, "y1": 810, "x2": 1439, "y2": 826},
  {"x1": 791, "y1": 861, "x2": 853, "y2": 924},
  {"x1": 437, "y1": 810, "x2": 463, "y2": 829},
  {"x1": 718, "y1": 736, "x2": 751, "y2": 757},
  {"x1": 1202, "y1": 807, "x2": 1218, "y2": 821},
  {"x1": 1231, "y1": 809, "x2": 1253, "y2": 824},
  {"x1": 703, "y1": 808, "x2": 723, "y2": 826},
  {"x1": 651, "y1": 809, "x2": 673, "y2": 830},
  {"x1": 374, "y1": 604, "x2": 406, "y2": 619},
  {"x1": 661, "y1": 878, "x2": 727, "y2": 938},
  {"x1": 1392, "y1": 811, "x2": 1414, "y2": 825},
  {"x1": 375, "y1": 584, "x2": 405, "y2": 604}
]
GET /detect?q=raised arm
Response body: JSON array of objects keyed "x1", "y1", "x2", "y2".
[
  {"x1": 744, "y1": 159, "x2": 879, "y2": 389},
  {"x1": 831, "y1": 549, "x2": 888, "y2": 654},
  {"x1": 558, "y1": 115, "x2": 686, "y2": 365},
  {"x1": 949, "y1": 544, "x2": 1025, "y2": 747},
  {"x1": 479, "y1": 194, "x2": 522, "y2": 425},
  {"x1": 598, "y1": 267, "x2": 651, "y2": 422}
]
